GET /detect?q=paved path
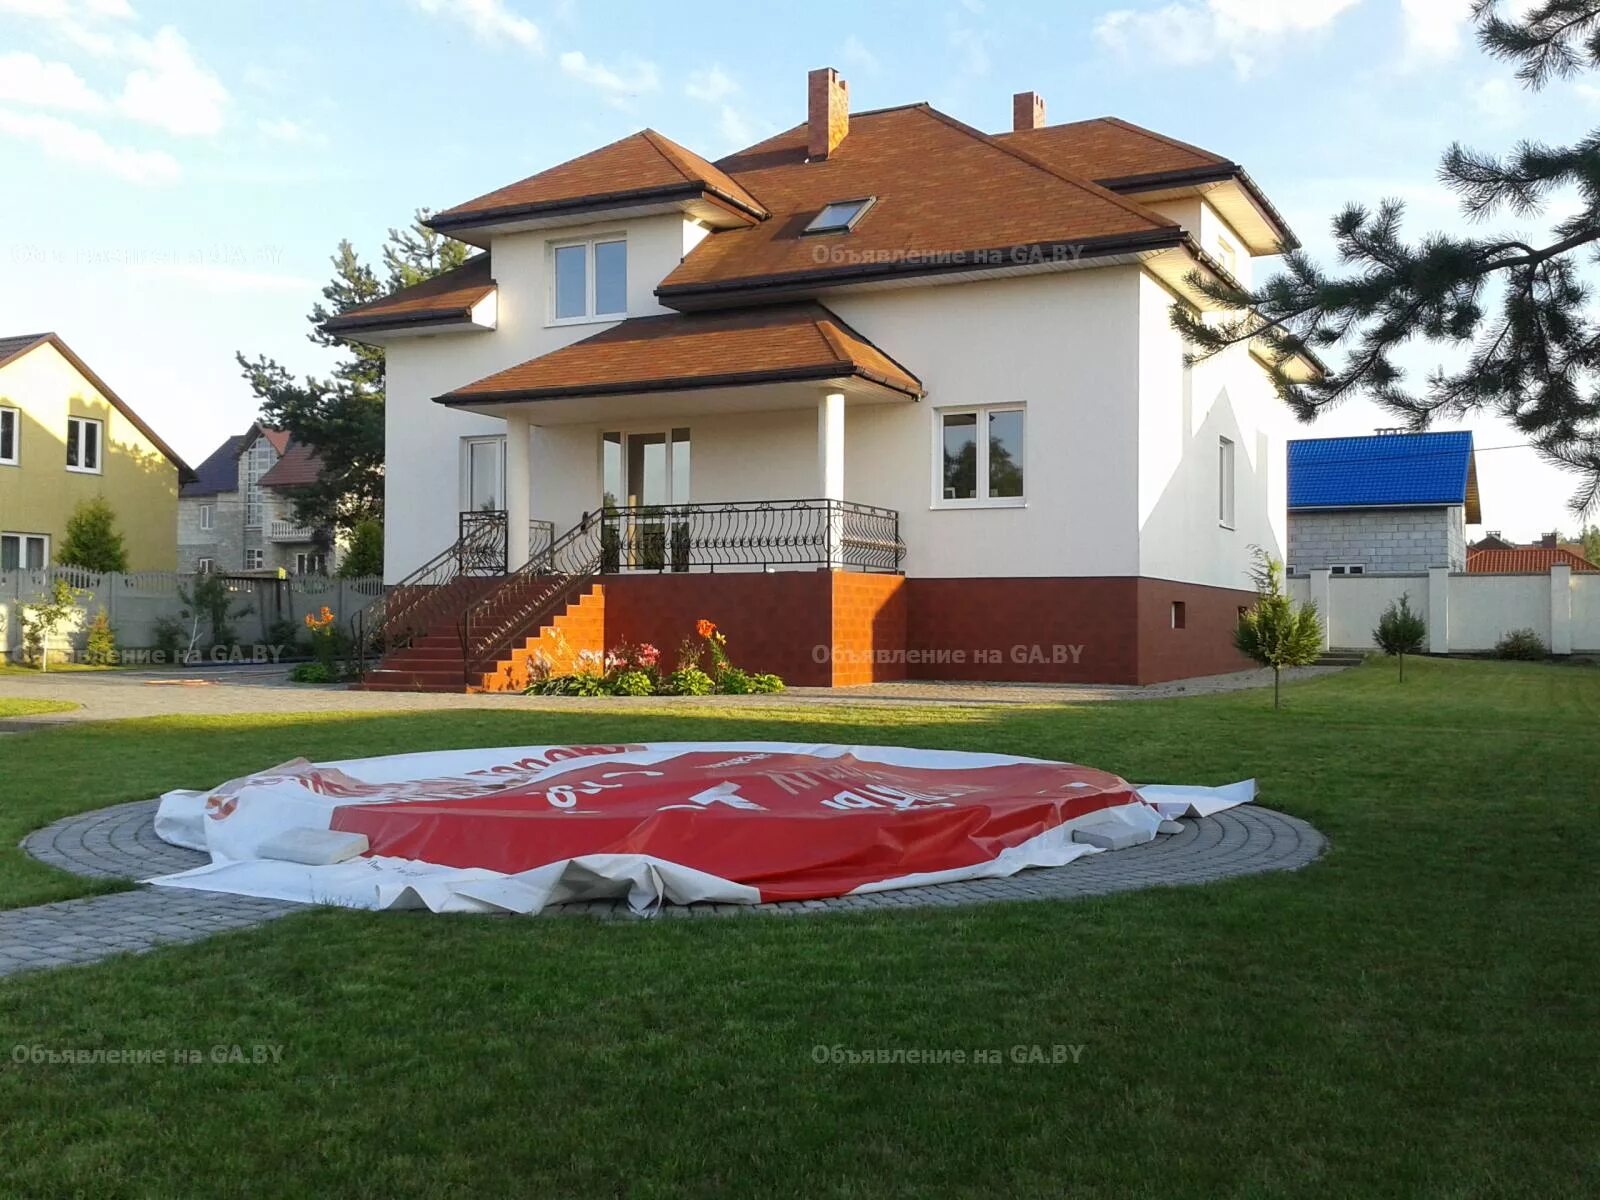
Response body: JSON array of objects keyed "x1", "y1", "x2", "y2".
[
  {"x1": 0, "y1": 663, "x2": 1347, "y2": 726},
  {"x1": 3, "y1": 798, "x2": 1326, "y2": 977}
]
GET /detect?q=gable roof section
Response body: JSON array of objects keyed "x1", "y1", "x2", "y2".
[
  {"x1": 1288, "y1": 432, "x2": 1480, "y2": 523},
  {"x1": 1468, "y1": 547, "x2": 1597, "y2": 573},
  {"x1": 322, "y1": 254, "x2": 495, "y2": 336},
  {"x1": 428, "y1": 129, "x2": 767, "y2": 239},
  {"x1": 437, "y1": 303, "x2": 922, "y2": 406},
  {"x1": 258, "y1": 439, "x2": 322, "y2": 490},
  {"x1": 999, "y1": 117, "x2": 1228, "y2": 180},
  {"x1": 656, "y1": 105, "x2": 1184, "y2": 305},
  {"x1": 180, "y1": 432, "x2": 250, "y2": 497},
  {"x1": 0, "y1": 331, "x2": 193, "y2": 482},
  {"x1": 997, "y1": 118, "x2": 1298, "y2": 252}
]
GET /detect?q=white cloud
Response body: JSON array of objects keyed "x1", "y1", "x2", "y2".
[
  {"x1": 115, "y1": 25, "x2": 227, "y2": 136},
  {"x1": 685, "y1": 66, "x2": 738, "y2": 103},
  {"x1": 945, "y1": 8, "x2": 994, "y2": 77},
  {"x1": 257, "y1": 116, "x2": 326, "y2": 147},
  {"x1": 1473, "y1": 76, "x2": 1524, "y2": 127},
  {"x1": 1096, "y1": 0, "x2": 1362, "y2": 77},
  {"x1": 718, "y1": 105, "x2": 757, "y2": 148},
  {"x1": 0, "y1": 106, "x2": 178, "y2": 183},
  {"x1": 559, "y1": 50, "x2": 659, "y2": 99},
  {"x1": 410, "y1": 0, "x2": 542, "y2": 51},
  {"x1": 1399, "y1": 0, "x2": 1475, "y2": 64},
  {"x1": 0, "y1": 51, "x2": 106, "y2": 111},
  {"x1": 839, "y1": 34, "x2": 880, "y2": 74}
]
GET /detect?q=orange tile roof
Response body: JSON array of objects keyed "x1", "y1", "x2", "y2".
[
  {"x1": 430, "y1": 129, "x2": 766, "y2": 231},
  {"x1": 656, "y1": 105, "x2": 1181, "y2": 303},
  {"x1": 1467, "y1": 547, "x2": 1597, "y2": 573},
  {"x1": 997, "y1": 117, "x2": 1228, "y2": 181},
  {"x1": 437, "y1": 303, "x2": 922, "y2": 405},
  {"x1": 323, "y1": 255, "x2": 494, "y2": 334}
]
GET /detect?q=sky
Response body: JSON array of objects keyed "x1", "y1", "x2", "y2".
[{"x1": 1, "y1": 0, "x2": 1595, "y2": 541}]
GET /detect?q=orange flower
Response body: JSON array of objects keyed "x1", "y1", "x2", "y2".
[{"x1": 696, "y1": 619, "x2": 717, "y2": 639}]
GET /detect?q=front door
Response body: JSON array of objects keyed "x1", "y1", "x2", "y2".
[
  {"x1": 602, "y1": 428, "x2": 690, "y2": 569},
  {"x1": 464, "y1": 436, "x2": 506, "y2": 513}
]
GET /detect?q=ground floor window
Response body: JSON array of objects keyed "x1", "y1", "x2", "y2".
[
  {"x1": 245, "y1": 548, "x2": 265, "y2": 571},
  {"x1": 935, "y1": 405, "x2": 1024, "y2": 506},
  {"x1": 463, "y1": 436, "x2": 506, "y2": 512},
  {"x1": 197, "y1": 557, "x2": 214, "y2": 573},
  {"x1": 1, "y1": 532, "x2": 48, "y2": 570},
  {"x1": 1330, "y1": 564, "x2": 1365, "y2": 576},
  {"x1": 602, "y1": 427, "x2": 691, "y2": 507},
  {"x1": 295, "y1": 551, "x2": 327, "y2": 575}
]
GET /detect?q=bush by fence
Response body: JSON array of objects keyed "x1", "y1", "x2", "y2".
[{"x1": 0, "y1": 569, "x2": 384, "y2": 664}]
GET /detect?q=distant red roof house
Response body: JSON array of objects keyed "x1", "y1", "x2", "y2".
[{"x1": 1466, "y1": 547, "x2": 1597, "y2": 573}]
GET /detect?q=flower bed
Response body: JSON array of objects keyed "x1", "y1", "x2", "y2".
[{"x1": 525, "y1": 620, "x2": 784, "y2": 697}]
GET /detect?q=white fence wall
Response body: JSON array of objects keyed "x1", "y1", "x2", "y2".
[
  {"x1": 0, "y1": 569, "x2": 384, "y2": 662},
  {"x1": 1288, "y1": 566, "x2": 1597, "y2": 654}
]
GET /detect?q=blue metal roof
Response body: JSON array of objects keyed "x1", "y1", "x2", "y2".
[{"x1": 1288, "y1": 431, "x2": 1480, "y2": 521}]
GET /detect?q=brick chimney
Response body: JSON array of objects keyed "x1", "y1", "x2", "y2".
[
  {"x1": 1012, "y1": 90, "x2": 1046, "y2": 132},
  {"x1": 1541, "y1": 532, "x2": 1559, "y2": 548},
  {"x1": 808, "y1": 67, "x2": 849, "y2": 160}
]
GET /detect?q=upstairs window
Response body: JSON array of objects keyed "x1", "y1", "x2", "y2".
[
  {"x1": 804, "y1": 196, "x2": 875, "y2": 235},
  {"x1": 552, "y1": 236, "x2": 627, "y2": 322},
  {"x1": 0, "y1": 406, "x2": 16, "y2": 465},
  {"x1": 244, "y1": 437, "x2": 275, "y2": 529},
  {"x1": 200, "y1": 503, "x2": 214, "y2": 531},
  {"x1": 66, "y1": 416, "x2": 102, "y2": 473},
  {"x1": 1218, "y1": 436, "x2": 1236, "y2": 528},
  {"x1": 936, "y1": 405, "x2": 1025, "y2": 507}
]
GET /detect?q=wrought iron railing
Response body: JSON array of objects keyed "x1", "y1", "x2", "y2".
[
  {"x1": 355, "y1": 513, "x2": 511, "y2": 668},
  {"x1": 461, "y1": 511, "x2": 608, "y2": 670},
  {"x1": 599, "y1": 500, "x2": 903, "y2": 574}
]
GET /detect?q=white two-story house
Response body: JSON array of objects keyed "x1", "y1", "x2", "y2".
[{"x1": 328, "y1": 69, "x2": 1318, "y2": 691}]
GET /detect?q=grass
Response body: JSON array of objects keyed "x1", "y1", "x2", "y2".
[
  {"x1": 0, "y1": 696, "x2": 77, "y2": 719},
  {"x1": 0, "y1": 658, "x2": 1597, "y2": 1197}
]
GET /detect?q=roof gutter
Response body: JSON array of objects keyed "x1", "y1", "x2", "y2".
[
  {"x1": 426, "y1": 181, "x2": 768, "y2": 235},
  {"x1": 435, "y1": 361, "x2": 924, "y2": 407},
  {"x1": 655, "y1": 226, "x2": 1188, "y2": 308}
]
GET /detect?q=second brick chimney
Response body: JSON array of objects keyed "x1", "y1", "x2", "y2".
[
  {"x1": 808, "y1": 67, "x2": 849, "y2": 160},
  {"x1": 1013, "y1": 90, "x2": 1046, "y2": 132}
]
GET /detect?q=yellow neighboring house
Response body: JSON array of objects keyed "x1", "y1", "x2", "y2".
[{"x1": 0, "y1": 332, "x2": 191, "y2": 571}]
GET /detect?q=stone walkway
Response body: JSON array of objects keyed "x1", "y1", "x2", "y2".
[
  {"x1": 0, "y1": 662, "x2": 1348, "y2": 727},
  {"x1": 2, "y1": 797, "x2": 1326, "y2": 977}
]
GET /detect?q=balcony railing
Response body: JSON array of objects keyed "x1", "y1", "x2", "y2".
[
  {"x1": 268, "y1": 521, "x2": 317, "y2": 543},
  {"x1": 599, "y1": 500, "x2": 903, "y2": 574}
]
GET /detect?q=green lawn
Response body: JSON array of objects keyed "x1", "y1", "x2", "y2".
[
  {"x1": 0, "y1": 696, "x2": 77, "y2": 719},
  {"x1": 1, "y1": 658, "x2": 1597, "y2": 1197}
]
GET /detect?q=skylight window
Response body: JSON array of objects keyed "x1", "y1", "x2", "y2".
[{"x1": 803, "y1": 196, "x2": 875, "y2": 235}]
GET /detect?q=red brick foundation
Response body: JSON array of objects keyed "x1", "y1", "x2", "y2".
[{"x1": 592, "y1": 572, "x2": 1254, "y2": 687}]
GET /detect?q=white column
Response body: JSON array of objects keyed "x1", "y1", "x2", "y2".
[
  {"x1": 1428, "y1": 566, "x2": 1450, "y2": 654},
  {"x1": 1308, "y1": 568, "x2": 1332, "y2": 651},
  {"x1": 504, "y1": 412, "x2": 532, "y2": 572},
  {"x1": 818, "y1": 392, "x2": 845, "y2": 568},
  {"x1": 1550, "y1": 563, "x2": 1573, "y2": 656}
]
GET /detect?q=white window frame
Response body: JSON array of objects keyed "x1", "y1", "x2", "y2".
[
  {"x1": 66, "y1": 415, "x2": 103, "y2": 474},
  {"x1": 461, "y1": 436, "x2": 507, "y2": 512},
  {"x1": 931, "y1": 404, "x2": 1027, "y2": 509},
  {"x1": 0, "y1": 406, "x2": 18, "y2": 466},
  {"x1": 1, "y1": 532, "x2": 50, "y2": 571},
  {"x1": 243, "y1": 437, "x2": 275, "y2": 530},
  {"x1": 1215, "y1": 234, "x2": 1238, "y2": 277},
  {"x1": 1218, "y1": 436, "x2": 1236, "y2": 529},
  {"x1": 197, "y1": 557, "x2": 214, "y2": 574},
  {"x1": 548, "y1": 234, "x2": 627, "y2": 326},
  {"x1": 1330, "y1": 564, "x2": 1365, "y2": 576},
  {"x1": 199, "y1": 503, "x2": 214, "y2": 531},
  {"x1": 245, "y1": 548, "x2": 265, "y2": 571}
]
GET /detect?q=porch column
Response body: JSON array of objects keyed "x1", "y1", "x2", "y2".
[
  {"x1": 818, "y1": 392, "x2": 845, "y2": 568},
  {"x1": 505, "y1": 412, "x2": 532, "y2": 572}
]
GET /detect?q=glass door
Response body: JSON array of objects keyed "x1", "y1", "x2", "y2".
[
  {"x1": 464, "y1": 437, "x2": 506, "y2": 512},
  {"x1": 602, "y1": 428, "x2": 690, "y2": 570}
]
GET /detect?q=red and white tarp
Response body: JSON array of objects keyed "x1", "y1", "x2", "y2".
[{"x1": 149, "y1": 742, "x2": 1254, "y2": 914}]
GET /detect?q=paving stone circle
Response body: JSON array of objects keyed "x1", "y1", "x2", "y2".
[{"x1": 5, "y1": 798, "x2": 1326, "y2": 977}]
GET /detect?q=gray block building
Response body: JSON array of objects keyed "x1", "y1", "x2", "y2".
[{"x1": 1286, "y1": 431, "x2": 1480, "y2": 575}]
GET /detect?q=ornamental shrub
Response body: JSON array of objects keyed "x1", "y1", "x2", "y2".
[
  {"x1": 1373, "y1": 592, "x2": 1426, "y2": 681},
  {"x1": 83, "y1": 608, "x2": 117, "y2": 666},
  {"x1": 610, "y1": 668, "x2": 655, "y2": 696},
  {"x1": 1495, "y1": 628, "x2": 1547, "y2": 660},
  {"x1": 664, "y1": 666, "x2": 714, "y2": 696}
]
